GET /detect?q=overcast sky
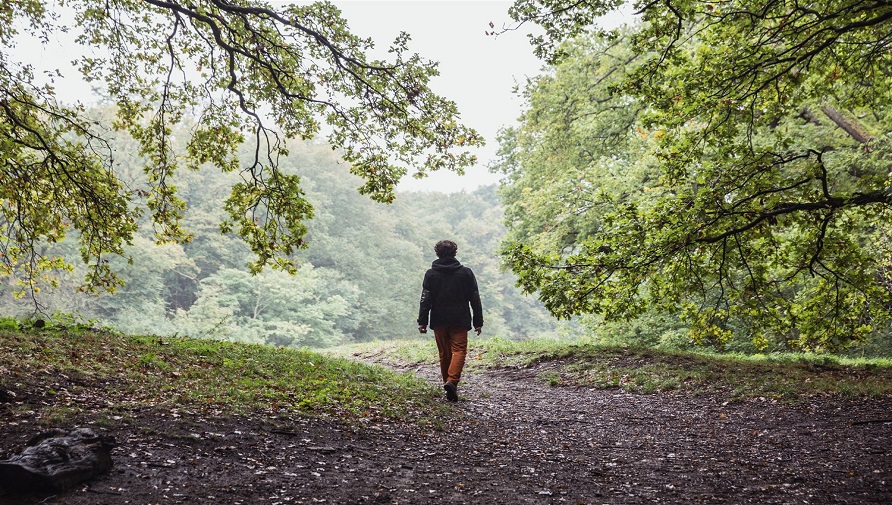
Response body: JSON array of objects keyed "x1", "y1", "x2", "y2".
[
  {"x1": 288, "y1": 0, "x2": 548, "y2": 192},
  {"x1": 334, "y1": 1, "x2": 543, "y2": 192}
]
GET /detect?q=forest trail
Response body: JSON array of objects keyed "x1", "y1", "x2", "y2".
[
  {"x1": 2, "y1": 359, "x2": 891, "y2": 504},
  {"x1": 373, "y1": 360, "x2": 892, "y2": 504}
]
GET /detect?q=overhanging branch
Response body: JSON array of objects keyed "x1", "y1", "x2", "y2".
[{"x1": 699, "y1": 189, "x2": 892, "y2": 244}]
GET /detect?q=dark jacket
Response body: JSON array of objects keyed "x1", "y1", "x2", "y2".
[{"x1": 417, "y1": 256, "x2": 483, "y2": 330}]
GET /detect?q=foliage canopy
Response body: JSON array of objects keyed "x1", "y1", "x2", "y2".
[
  {"x1": 498, "y1": 0, "x2": 892, "y2": 351},
  {"x1": 0, "y1": 0, "x2": 482, "y2": 294}
]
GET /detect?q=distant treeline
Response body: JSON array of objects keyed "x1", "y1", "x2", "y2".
[{"x1": 0, "y1": 131, "x2": 560, "y2": 347}]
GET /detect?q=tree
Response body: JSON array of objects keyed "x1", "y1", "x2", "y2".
[
  {"x1": 500, "y1": 1, "x2": 892, "y2": 351},
  {"x1": 0, "y1": 0, "x2": 482, "y2": 299},
  {"x1": 493, "y1": 29, "x2": 650, "y2": 257},
  {"x1": 173, "y1": 265, "x2": 356, "y2": 347},
  {"x1": 90, "y1": 236, "x2": 199, "y2": 334}
]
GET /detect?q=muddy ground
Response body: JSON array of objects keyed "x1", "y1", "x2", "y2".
[{"x1": 1, "y1": 360, "x2": 890, "y2": 504}]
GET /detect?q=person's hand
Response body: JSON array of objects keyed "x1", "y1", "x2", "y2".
[
  {"x1": 418, "y1": 325, "x2": 427, "y2": 334},
  {"x1": 474, "y1": 326, "x2": 482, "y2": 336}
]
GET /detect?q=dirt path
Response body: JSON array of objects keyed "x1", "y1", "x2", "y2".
[{"x1": 2, "y1": 361, "x2": 891, "y2": 504}]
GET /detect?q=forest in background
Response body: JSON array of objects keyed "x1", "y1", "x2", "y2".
[
  {"x1": 3, "y1": 98, "x2": 891, "y2": 356},
  {"x1": 4, "y1": 1, "x2": 892, "y2": 359},
  {"x1": 0, "y1": 114, "x2": 561, "y2": 347}
]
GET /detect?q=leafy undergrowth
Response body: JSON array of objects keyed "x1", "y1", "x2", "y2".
[
  {"x1": 0, "y1": 321, "x2": 447, "y2": 429},
  {"x1": 333, "y1": 337, "x2": 892, "y2": 402}
]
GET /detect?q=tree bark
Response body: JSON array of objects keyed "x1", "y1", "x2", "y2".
[
  {"x1": 0, "y1": 428, "x2": 115, "y2": 493},
  {"x1": 821, "y1": 106, "x2": 874, "y2": 144}
]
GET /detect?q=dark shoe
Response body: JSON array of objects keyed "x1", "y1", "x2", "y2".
[{"x1": 443, "y1": 382, "x2": 458, "y2": 402}]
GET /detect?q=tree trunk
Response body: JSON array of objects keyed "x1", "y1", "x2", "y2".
[
  {"x1": 821, "y1": 106, "x2": 874, "y2": 144},
  {"x1": 0, "y1": 428, "x2": 115, "y2": 493}
]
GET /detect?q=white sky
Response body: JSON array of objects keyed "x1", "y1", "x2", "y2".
[
  {"x1": 330, "y1": 1, "x2": 544, "y2": 192},
  {"x1": 14, "y1": 1, "x2": 632, "y2": 193}
]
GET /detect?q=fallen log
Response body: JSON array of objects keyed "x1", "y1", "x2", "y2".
[{"x1": 0, "y1": 428, "x2": 115, "y2": 494}]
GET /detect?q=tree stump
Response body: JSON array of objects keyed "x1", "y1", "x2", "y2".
[{"x1": 0, "y1": 428, "x2": 115, "y2": 493}]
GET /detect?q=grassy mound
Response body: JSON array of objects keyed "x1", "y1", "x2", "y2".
[
  {"x1": 334, "y1": 337, "x2": 892, "y2": 401},
  {"x1": 0, "y1": 320, "x2": 447, "y2": 428}
]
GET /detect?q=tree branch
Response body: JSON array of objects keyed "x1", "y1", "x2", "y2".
[
  {"x1": 700, "y1": 189, "x2": 892, "y2": 244},
  {"x1": 820, "y1": 105, "x2": 874, "y2": 144}
]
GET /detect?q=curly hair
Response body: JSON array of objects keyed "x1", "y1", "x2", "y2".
[{"x1": 434, "y1": 240, "x2": 458, "y2": 258}]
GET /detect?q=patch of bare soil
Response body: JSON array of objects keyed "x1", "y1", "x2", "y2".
[{"x1": 2, "y1": 361, "x2": 890, "y2": 504}]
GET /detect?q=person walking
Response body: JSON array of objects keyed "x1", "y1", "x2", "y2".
[{"x1": 417, "y1": 240, "x2": 483, "y2": 402}]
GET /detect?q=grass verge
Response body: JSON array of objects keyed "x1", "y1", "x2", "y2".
[
  {"x1": 331, "y1": 337, "x2": 892, "y2": 402},
  {"x1": 0, "y1": 322, "x2": 448, "y2": 428}
]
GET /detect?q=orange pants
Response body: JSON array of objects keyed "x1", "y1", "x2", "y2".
[{"x1": 433, "y1": 326, "x2": 468, "y2": 384}]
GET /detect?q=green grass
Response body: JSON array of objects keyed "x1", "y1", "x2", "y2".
[
  {"x1": 327, "y1": 338, "x2": 440, "y2": 365},
  {"x1": 330, "y1": 337, "x2": 892, "y2": 402},
  {"x1": 0, "y1": 321, "x2": 449, "y2": 427}
]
